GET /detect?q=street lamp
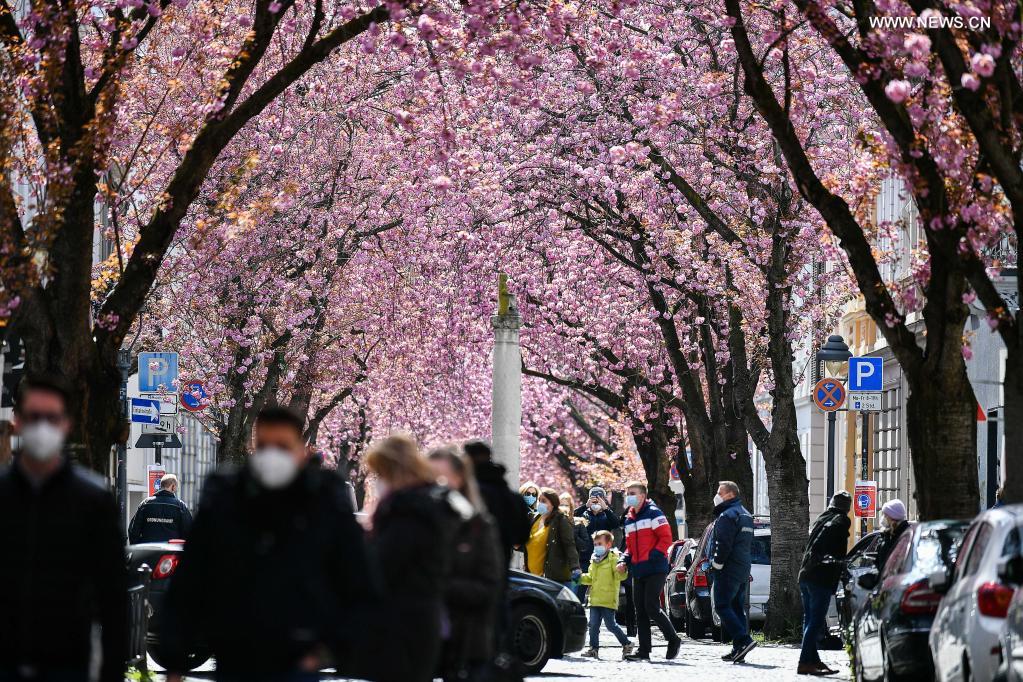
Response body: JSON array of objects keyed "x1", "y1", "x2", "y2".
[{"x1": 817, "y1": 335, "x2": 851, "y2": 500}]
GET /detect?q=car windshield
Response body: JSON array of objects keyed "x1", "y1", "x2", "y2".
[
  {"x1": 751, "y1": 534, "x2": 770, "y2": 565},
  {"x1": 912, "y1": 524, "x2": 968, "y2": 573}
]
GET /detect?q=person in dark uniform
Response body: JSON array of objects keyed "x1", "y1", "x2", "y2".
[
  {"x1": 128, "y1": 473, "x2": 193, "y2": 543},
  {"x1": 0, "y1": 375, "x2": 126, "y2": 682},
  {"x1": 710, "y1": 480, "x2": 757, "y2": 664}
]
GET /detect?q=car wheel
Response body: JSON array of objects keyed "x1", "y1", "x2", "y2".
[
  {"x1": 510, "y1": 602, "x2": 553, "y2": 675},
  {"x1": 686, "y1": 610, "x2": 705, "y2": 639},
  {"x1": 148, "y1": 643, "x2": 210, "y2": 672}
]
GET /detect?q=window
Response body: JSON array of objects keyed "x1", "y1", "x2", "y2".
[
  {"x1": 882, "y1": 532, "x2": 913, "y2": 579},
  {"x1": 751, "y1": 534, "x2": 771, "y2": 566},
  {"x1": 964, "y1": 523, "x2": 994, "y2": 577},
  {"x1": 955, "y1": 523, "x2": 980, "y2": 581},
  {"x1": 1004, "y1": 527, "x2": 1021, "y2": 558},
  {"x1": 874, "y1": 380, "x2": 901, "y2": 502}
]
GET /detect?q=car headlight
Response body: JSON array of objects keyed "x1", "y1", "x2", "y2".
[{"x1": 557, "y1": 586, "x2": 580, "y2": 603}]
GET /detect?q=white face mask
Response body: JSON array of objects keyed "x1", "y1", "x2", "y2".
[
  {"x1": 250, "y1": 447, "x2": 299, "y2": 489},
  {"x1": 590, "y1": 503, "x2": 602, "y2": 513},
  {"x1": 21, "y1": 422, "x2": 65, "y2": 462},
  {"x1": 880, "y1": 515, "x2": 892, "y2": 529},
  {"x1": 713, "y1": 493, "x2": 725, "y2": 507},
  {"x1": 374, "y1": 478, "x2": 390, "y2": 499}
]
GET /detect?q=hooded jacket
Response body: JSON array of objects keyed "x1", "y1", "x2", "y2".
[
  {"x1": 799, "y1": 506, "x2": 852, "y2": 588},
  {"x1": 580, "y1": 548, "x2": 629, "y2": 609}
]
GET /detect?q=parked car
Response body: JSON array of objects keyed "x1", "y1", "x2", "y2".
[
  {"x1": 930, "y1": 504, "x2": 1023, "y2": 682},
  {"x1": 684, "y1": 521, "x2": 717, "y2": 638},
  {"x1": 995, "y1": 550, "x2": 1023, "y2": 682},
  {"x1": 851, "y1": 520, "x2": 967, "y2": 681},
  {"x1": 128, "y1": 541, "x2": 585, "y2": 675},
  {"x1": 663, "y1": 538, "x2": 697, "y2": 630},
  {"x1": 837, "y1": 530, "x2": 882, "y2": 641}
]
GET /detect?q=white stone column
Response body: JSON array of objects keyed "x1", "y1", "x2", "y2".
[{"x1": 491, "y1": 281, "x2": 522, "y2": 489}]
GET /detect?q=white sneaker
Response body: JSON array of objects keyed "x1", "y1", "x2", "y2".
[
  {"x1": 621, "y1": 643, "x2": 635, "y2": 659},
  {"x1": 582, "y1": 647, "x2": 599, "y2": 659}
]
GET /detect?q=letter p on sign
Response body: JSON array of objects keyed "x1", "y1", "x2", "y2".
[{"x1": 848, "y1": 357, "x2": 883, "y2": 392}]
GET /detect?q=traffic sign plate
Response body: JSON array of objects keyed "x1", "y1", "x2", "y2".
[
  {"x1": 850, "y1": 392, "x2": 882, "y2": 412},
  {"x1": 130, "y1": 398, "x2": 161, "y2": 424},
  {"x1": 848, "y1": 357, "x2": 883, "y2": 392},
  {"x1": 179, "y1": 379, "x2": 209, "y2": 412},
  {"x1": 854, "y1": 480, "x2": 877, "y2": 518},
  {"x1": 138, "y1": 352, "x2": 178, "y2": 392},
  {"x1": 142, "y1": 415, "x2": 177, "y2": 435},
  {"x1": 135, "y1": 433, "x2": 182, "y2": 449},
  {"x1": 138, "y1": 392, "x2": 178, "y2": 415},
  {"x1": 813, "y1": 378, "x2": 846, "y2": 412}
]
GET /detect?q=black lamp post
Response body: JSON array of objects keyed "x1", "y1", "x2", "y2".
[{"x1": 816, "y1": 335, "x2": 852, "y2": 500}]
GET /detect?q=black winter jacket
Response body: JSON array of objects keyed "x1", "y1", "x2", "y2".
[
  {"x1": 442, "y1": 511, "x2": 503, "y2": 676},
  {"x1": 160, "y1": 463, "x2": 377, "y2": 675},
  {"x1": 128, "y1": 489, "x2": 193, "y2": 543},
  {"x1": 474, "y1": 460, "x2": 531, "y2": 569},
  {"x1": 0, "y1": 458, "x2": 127, "y2": 682},
  {"x1": 799, "y1": 507, "x2": 851, "y2": 588},
  {"x1": 875, "y1": 520, "x2": 911, "y2": 573},
  {"x1": 368, "y1": 484, "x2": 466, "y2": 682}
]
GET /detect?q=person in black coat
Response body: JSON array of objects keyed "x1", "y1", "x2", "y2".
[
  {"x1": 366, "y1": 435, "x2": 466, "y2": 682},
  {"x1": 797, "y1": 491, "x2": 852, "y2": 676},
  {"x1": 428, "y1": 446, "x2": 503, "y2": 682},
  {"x1": 162, "y1": 407, "x2": 377, "y2": 682},
  {"x1": 0, "y1": 375, "x2": 126, "y2": 682},
  {"x1": 464, "y1": 439, "x2": 531, "y2": 569},
  {"x1": 128, "y1": 473, "x2": 193, "y2": 543}
]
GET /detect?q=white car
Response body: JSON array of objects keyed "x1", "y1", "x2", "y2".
[{"x1": 930, "y1": 505, "x2": 1022, "y2": 682}]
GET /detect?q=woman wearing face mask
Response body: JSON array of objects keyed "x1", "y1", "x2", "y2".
[
  {"x1": 520, "y1": 482, "x2": 540, "y2": 512},
  {"x1": 524, "y1": 488, "x2": 581, "y2": 587},
  {"x1": 874, "y1": 498, "x2": 910, "y2": 572},
  {"x1": 364, "y1": 434, "x2": 467, "y2": 682}
]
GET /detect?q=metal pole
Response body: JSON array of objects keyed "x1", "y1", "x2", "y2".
[
  {"x1": 861, "y1": 411, "x2": 869, "y2": 536},
  {"x1": 826, "y1": 410, "x2": 836, "y2": 500},
  {"x1": 116, "y1": 349, "x2": 130, "y2": 538},
  {"x1": 154, "y1": 438, "x2": 163, "y2": 466}
]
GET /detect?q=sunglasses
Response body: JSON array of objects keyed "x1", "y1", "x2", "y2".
[{"x1": 20, "y1": 412, "x2": 66, "y2": 425}]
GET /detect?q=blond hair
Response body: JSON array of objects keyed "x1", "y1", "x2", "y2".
[
  {"x1": 520, "y1": 481, "x2": 540, "y2": 496},
  {"x1": 366, "y1": 434, "x2": 435, "y2": 490},
  {"x1": 160, "y1": 473, "x2": 179, "y2": 491}
]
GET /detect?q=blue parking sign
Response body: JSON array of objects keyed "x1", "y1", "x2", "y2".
[
  {"x1": 848, "y1": 357, "x2": 883, "y2": 392},
  {"x1": 139, "y1": 352, "x2": 179, "y2": 392}
]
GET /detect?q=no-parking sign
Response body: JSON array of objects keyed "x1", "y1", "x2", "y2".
[{"x1": 854, "y1": 480, "x2": 877, "y2": 518}]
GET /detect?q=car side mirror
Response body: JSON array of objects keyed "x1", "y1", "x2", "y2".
[
  {"x1": 929, "y1": 567, "x2": 951, "y2": 594},
  {"x1": 999, "y1": 555, "x2": 1023, "y2": 585},
  {"x1": 858, "y1": 571, "x2": 880, "y2": 590}
]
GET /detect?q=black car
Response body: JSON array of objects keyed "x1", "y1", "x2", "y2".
[
  {"x1": 851, "y1": 520, "x2": 967, "y2": 682},
  {"x1": 837, "y1": 530, "x2": 882, "y2": 641},
  {"x1": 128, "y1": 543, "x2": 585, "y2": 674}
]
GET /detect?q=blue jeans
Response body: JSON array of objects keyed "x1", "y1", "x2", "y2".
[
  {"x1": 799, "y1": 580, "x2": 833, "y2": 664},
  {"x1": 713, "y1": 574, "x2": 752, "y2": 650},
  {"x1": 588, "y1": 606, "x2": 632, "y2": 649}
]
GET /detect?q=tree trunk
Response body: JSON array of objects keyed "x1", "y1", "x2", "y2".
[
  {"x1": 632, "y1": 418, "x2": 678, "y2": 540},
  {"x1": 905, "y1": 371, "x2": 979, "y2": 518}
]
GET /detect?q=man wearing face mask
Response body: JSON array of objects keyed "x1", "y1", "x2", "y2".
[
  {"x1": 0, "y1": 375, "x2": 127, "y2": 682},
  {"x1": 709, "y1": 481, "x2": 757, "y2": 664},
  {"x1": 161, "y1": 406, "x2": 377, "y2": 682},
  {"x1": 616, "y1": 481, "x2": 682, "y2": 661}
]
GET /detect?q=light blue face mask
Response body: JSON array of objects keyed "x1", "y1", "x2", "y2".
[
  {"x1": 625, "y1": 494, "x2": 640, "y2": 508},
  {"x1": 593, "y1": 545, "x2": 608, "y2": 558},
  {"x1": 524, "y1": 494, "x2": 537, "y2": 507},
  {"x1": 536, "y1": 502, "x2": 550, "y2": 515}
]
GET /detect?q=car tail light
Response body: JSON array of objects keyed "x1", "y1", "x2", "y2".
[
  {"x1": 900, "y1": 580, "x2": 942, "y2": 615},
  {"x1": 675, "y1": 572, "x2": 687, "y2": 585},
  {"x1": 153, "y1": 554, "x2": 179, "y2": 579},
  {"x1": 978, "y1": 582, "x2": 1015, "y2": 618},
  {"x1": 694, "y1": 564, "x2": 708, "y2": 587}
]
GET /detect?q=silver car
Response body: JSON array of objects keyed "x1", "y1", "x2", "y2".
[{"x1": 930, "y1": 505, "x2": 1023, "y2": 682}]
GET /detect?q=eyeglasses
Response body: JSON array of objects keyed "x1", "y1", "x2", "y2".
[{"x1": 20, "y1": 412, "x2": 66, "y2": 425}]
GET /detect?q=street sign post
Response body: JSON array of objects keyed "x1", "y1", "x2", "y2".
[
  {"x1": 138, "y1": 352, "x2": 179, "y2": 392},
  {"x1": 854, "y1": 480, "x2": 878, "y2": 518},
  {"x1": 813, "y1": 378, "x2": 846, "y2": 412},
  {"x1": 129, "y1": 398, "x2": 161, "y2": 424}
]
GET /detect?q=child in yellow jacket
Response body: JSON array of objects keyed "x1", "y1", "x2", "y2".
[{"x1": 579, "y1": 530, "x2": 634, "y2": 659}]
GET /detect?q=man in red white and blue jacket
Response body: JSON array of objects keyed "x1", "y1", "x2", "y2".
[{"x1": 615, "y1": 481, "x2": 681, "y2": 661}]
